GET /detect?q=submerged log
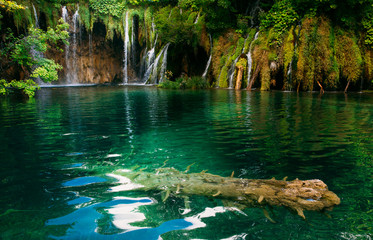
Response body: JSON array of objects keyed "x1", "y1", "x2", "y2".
[{"x1": 113, "y1": 168, "x2": 340, "y2": 220}]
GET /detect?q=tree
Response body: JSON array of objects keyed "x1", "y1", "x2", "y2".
[{"x1": 0, "y1": 5, "x2": 69, "y2": 97}]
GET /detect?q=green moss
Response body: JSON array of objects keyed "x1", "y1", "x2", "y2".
[
  {"x1": 218, "y1": 66, "x2": 229, "y2": 88},
  {"x1": 335, "y1": 29, "x2": 362, "y2": 84},
  {"x1": 283, "y1": 27, "x2": 295, "y2": 70},
  {"x1": 79, "y1": 4, "x2": 91, "y2": 31},
  {"x1": 260, "y1": 57, "x2": 270, "y2": 91},
  {"x1": 13, "y1": 7, "x2": 32, "y2": 31}
]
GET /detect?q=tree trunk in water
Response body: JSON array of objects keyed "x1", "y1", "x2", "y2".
[
  {"x1": 112, "y1": 167, "x2": 341, "y2": 220},
  {"x1": 235, "y1": 66, "x2": 244, "y2": 90},
  {"x1": 317, "y1": 81, "x2": 324, "y2": 94},
  {"x1": 247, "y1": 65, "x2": 260, "y2": 90},
  {"x1": 344, "y1": 80, "x2": 351, "y2": 93}
]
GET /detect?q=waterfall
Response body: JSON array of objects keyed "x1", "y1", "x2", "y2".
[
  {"x1": 123, "y1": 11, "x2": 129, "y2": 84},
  {"x1": 146, "y1": 43, "x2": 170, "y2": 84},
  {"x1": 202, "y1": 34, "x2": 212, "y2": 79},
  {"x1": 246, "y1": 31, "x2": 259, "y2": 87},
  {"x1": 142, "y1": 35, "x2": 157, "y2": 83},
  {"x1": 62, "y1": 6, "x2": 70, "y2": 83},
  {"x1": 159, "y1": 43, "x2": 171, "y2": 83},
  {"x1": 286, "y1": 24, "x2": 301, "y2": 90},
  {"x1": 71, "y1": 7, "x2": 79, "y2": 83},
  {"x1": 131, "y1": 16, "x2": 135, "y2": 70},
  {"x1": 32, "y1": 4, "x2": 39, "y2": 28},
  {"x1": 61, "y1": 6, "x2": 80, "y2": 84},
  {"x1": 194, "y1": 12, "x2": 200, "y2": 24},
  {"x1": 227, "y1": 35, "x2": 252, "y2": 88},
  {"x1": 247, "y1": 31, "x2": 259, "y2": 88}
]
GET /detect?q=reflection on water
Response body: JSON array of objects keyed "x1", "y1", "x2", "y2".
[
  {"x1": 0, "y1": 87, "x2": 372, "y2": 239},
  {"x1": 62, "y1": 176, "x2": 107, "y2": 187}
]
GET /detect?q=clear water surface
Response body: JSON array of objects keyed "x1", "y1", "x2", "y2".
[{"x1": 0, "y1": 86, "x2": 372, "y2": 239}]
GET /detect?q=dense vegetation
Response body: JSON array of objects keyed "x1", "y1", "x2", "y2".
[{"x1": 1, "y1": 0, "x2": 373, "y2": 96}]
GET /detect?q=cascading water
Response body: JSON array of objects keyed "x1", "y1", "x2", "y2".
[
  {"x1": 145, "y1": 43, "x2": 170, "y2": 84},
  {"x1": 202, "y1": 34, "x2": 212, "y2": 79},
  {"x1": 62, "y1": 6, "x2": 81, "y2": 84},
  {"x1": 71, "y1": 7, "x2": 79, "y2": 83},
  {"x1": 32, "y1": 4, "x2": 39, "y2": 28},
  {"x1": 159, "y1": 43, "x2": 171, "y2": 83},
  {"x1": 246, "y1": 31, "x2": 259, "y2": 88},
  {"x1": 194, "y1": 12, "x2": 200, "y2": 24},
  {"x1": 227, "y1": 35, "x2": 253, "y2": 88},
  {"x1": 123, "y1": 11, "x2": 129, "y2": 84},
  {"x1": 286, "y1": 24, "x2": 301, "y2": 90},
  {"x1": 142, "y1": 35, "x2": 157, "y2": 83},
  {"x1": 131, "y1": 16, "x2": 136, "y2": 76}
]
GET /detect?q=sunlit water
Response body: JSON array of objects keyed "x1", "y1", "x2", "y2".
[{"x1": 0, "y1": 86, "x2": 372, "y2": 239}]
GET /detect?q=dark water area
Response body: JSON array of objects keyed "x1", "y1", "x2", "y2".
[{"x1": 0, "y1": 86, "x2": 372, "y2": 239}]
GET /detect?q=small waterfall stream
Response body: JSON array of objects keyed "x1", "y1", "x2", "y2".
[
  {"x1": 32, "y1": 4, "x2": 39, "y2": 28},
  {"x1": 123, "y1": 11, "x2": 129, "y2": 84},
  {"x1": 286, "y1": 24, "x2": 301, "y2": 90},
  {"x1": 150, "y1": 43, "x2": 171, "y2": 84},
  {"x1": 71, "y1": 7, "x2": 79, "y2": 83},
  {"x1": 227, "y1": 35, "x2": 253, "y2": 88},
  {"x1": 159, "y1": 43, "x2": 170, "y2": 83},
  {"x1": 194, "y1": 12, "x2": 200, "y2": 24},
  {"x1": 202, "y1": 34, "x2": 212, "y2": 79},
  {"x1": 247, "y1": 31, "x2": 259, "y2": 88},
  {"x1": 62, "y1": 6, "x2": 80, "y2": 84}
]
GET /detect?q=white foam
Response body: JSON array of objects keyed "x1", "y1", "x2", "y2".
[
  {"x1": 107, "y1": 173, "x2": 144, "y2": 192},
  {"x1": 106, "y1": 154, "x2": 122, "y2": 158},
  {"x1": 106, "y1": 197, "x2": 153, "y2": 231},
  {"x1": 184, "y1": 207, "x2": 245, "y2": 231},
  {"x1": 220, "y1": 233, "x2": 248, "y2": 240}
]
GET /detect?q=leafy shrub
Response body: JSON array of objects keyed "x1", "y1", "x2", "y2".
[
  {"x1": 184, "y1": 76, "x2": 209, "y2": 89},
  {"x1": 260, "y1": 0, "x2": 298, "y2": 45},
  {"x1": 158, "y1": 79, "x2": 181, "y2": 89},
  {"x1": 158, "y1": 76, "x2": 208, "y2": 89}
]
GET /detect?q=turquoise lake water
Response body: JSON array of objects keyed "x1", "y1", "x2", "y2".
[{"x1": 0, "y1": 86, "x2": 372, "y2": 239}]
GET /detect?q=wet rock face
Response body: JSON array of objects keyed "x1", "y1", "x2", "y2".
[{"x1": 47, "y1": 22, "x2": 124, "y2": 84}]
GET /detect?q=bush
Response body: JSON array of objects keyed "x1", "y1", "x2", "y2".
[
  {"x1": 158, "y1": 79, "x2": 182, "y2": 89},
  {"x1": 158, "y1": 76, "x2": 209, "y2": 89},
  {"x1": 184, "y1": 76, "x2": 209, "y2": 89}
]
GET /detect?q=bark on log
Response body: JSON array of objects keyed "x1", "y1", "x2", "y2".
[
  {"x1": 235, "y1": 66, "x2": 244, "y2": 90},
  {"x1": 113, "y1": 167, "x2": 340, "y2": 220},
  {"x1": 344, "y1": 80, "x2": 351, "y2": 93},
  {"x1": 317, "y1": 81, "x2": 325, "y2": 94},
  {"x1": 247, "y1": 65, "x2": 260, "y2": 90}
]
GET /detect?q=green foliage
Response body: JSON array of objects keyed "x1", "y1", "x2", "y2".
[
  {"x1": 184, "y1": 76, "x2": 209, "y2": 89},
  {"x1": 126, "y1": 0, "x2": 160, "y2": 5},
  {"x1": 155, "y1": 6, "x2": 200, "y2": 45},
  {"x1": 158, "y1": 79, "x2": 181, "y2": 89},
  {"x1": 218, "y1": 66, "x2": 229, "y2": 88},
  {"x1": 1, "y1": 19, "x2": 69, "y2": 97},
  {"x1": 31, "y1": 59, "x2": 63, "y2": 82},
  {"x1": 158, "y1": 76, "x2": 208, "y2": 89},
  {"x1": 362, "y1": 12, "x2": 373, "y2": 46},
  {"x1": 260, "y1": 0, "x2": 298, "y2": 45},
  {"x1": 335, "y1": 29, "x2": 363, "y2": 84},
  {"x1": 89, "y1": 0, "x2": 125, "y2": 18},
  {"x1": 0, "y1": 79, "x2": 39, "y2": 97},
  {"x1": 0, "y1": 0, "x2": 24, "y2": 13}
]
